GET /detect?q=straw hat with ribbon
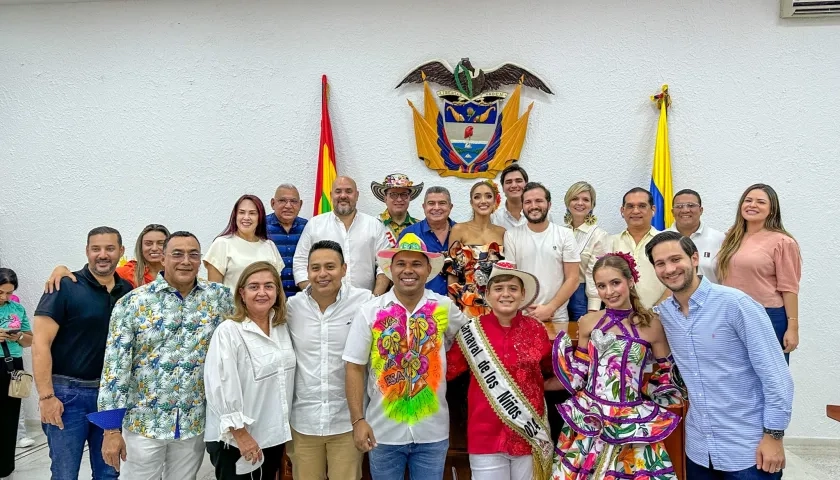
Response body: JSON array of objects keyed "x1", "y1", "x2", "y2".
[
  {"x1": 487, "y1": 260, "x2": 540, "y2": 310},
  {"x1": 376, "y1": 233, "x2": 444, "y2": 281},
  {"x1": 370, "y1": 173, "x2": 424, "y2": 203}
]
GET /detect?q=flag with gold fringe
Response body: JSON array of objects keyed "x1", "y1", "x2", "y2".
[
  {"x1": 313, "y1": 75, "x2": 337, "y2": 215},
  {"x1": 650, "y1": 85, "x2": 673, "y2": 230}
]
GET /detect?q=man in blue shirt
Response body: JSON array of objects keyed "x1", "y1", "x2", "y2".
[
  {"x1": 267, "y1": 184, "x2": 308, "y2": 298},
  {"x1": 398, "y1": 186, "x2": 455, "y2": 296},
  {"x1": 646, "y1": 231, "x2": 793, "y2": 480},
  {"x1": 33, "y1": 226, "x2": 133, "y2": 480}
]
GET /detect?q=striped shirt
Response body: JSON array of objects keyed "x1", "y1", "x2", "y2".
[
  {"x1": 266, "y1": 214, "x2": 308, "y2": 299},
  {"x1": 655, "y1": 277, "x2": 793, "y2": 471}
]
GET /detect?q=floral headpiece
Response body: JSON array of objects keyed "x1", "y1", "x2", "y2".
[
  {"x1": 484, "y1": 179, "x2": 502, "y2": 210},
  {"x1": 598, "y1": 252, "x2": 640, "y2": 283}
]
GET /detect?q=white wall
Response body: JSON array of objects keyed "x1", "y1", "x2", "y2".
[{"x1": 1, "y1": 0, "x2": 838, "y2": 438}]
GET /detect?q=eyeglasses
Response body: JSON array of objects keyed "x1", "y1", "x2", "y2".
[
  {"x1": 387, "y1": 192, "x2": 411, "y2": 200},
  {"x1": 274, "y1": 199, "x2": 300, "y2": 206},
  {"x1": 674, "y1": 203, "x2": 700, "y2": 210},
  {"x1": 623, "y1": 203, "x2": 650, "y2": 211},
  {"x1": 169, "y1": 252, "x2": 202, "y2": 261}
]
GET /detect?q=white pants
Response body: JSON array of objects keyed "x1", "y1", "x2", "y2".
[
  {"x1": 469, "y1": 453, "x2": 533, "y2": 480},
  {"x1": 121, "y1": 429, "x2": 205, "y2": 480}
]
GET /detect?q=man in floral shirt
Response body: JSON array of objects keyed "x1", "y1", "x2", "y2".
[
  {"x1": 88, "y1": 231, "x2": 234, "y2": 479},
  {"x1": 370, "y1": 173, "x2": 423, "y2": 243}
]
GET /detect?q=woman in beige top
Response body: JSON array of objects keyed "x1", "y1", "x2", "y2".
[
  {"x1": 445, "y1": 180, "x2": 506, "y2": 318},
  {"x1": 563, "y1": 181, "x2": 609, "y2": 321},
  {"x1": 717, "y1": 183, "x2": 801, "y2": 363}
]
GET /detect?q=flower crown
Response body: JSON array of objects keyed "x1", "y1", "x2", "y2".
[{"x1": 598, "y1": 252, "x2": 640, "y2": 284}]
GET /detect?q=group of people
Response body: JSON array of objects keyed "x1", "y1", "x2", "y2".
[{"x1": 0, "y1": 164, "x2": 799, "y2": 480}]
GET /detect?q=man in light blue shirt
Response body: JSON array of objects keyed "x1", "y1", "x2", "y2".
[{"x1": 646, "y1": 231, "x2": 793, "y2": 480}]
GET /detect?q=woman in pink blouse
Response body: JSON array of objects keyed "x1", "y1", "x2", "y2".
[{"x1": 717, "y1": 184, "x2": 801, "y2": 363}]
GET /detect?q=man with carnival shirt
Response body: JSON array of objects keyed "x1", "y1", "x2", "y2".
[{"x1": 343, "y1": 233, "x2": 467, "y2": 480}]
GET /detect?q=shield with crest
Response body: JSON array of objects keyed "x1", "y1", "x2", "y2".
[{"x1": 397, "y1": 58, "x2": 552, "y2": 179}]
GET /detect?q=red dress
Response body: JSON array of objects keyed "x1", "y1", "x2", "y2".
[
  {"x1": 446, "y1": 311, "x2": 552, "y2": 456},
  {"x1": 115, "y1": 260, "x2": 153, "y2": 288}
]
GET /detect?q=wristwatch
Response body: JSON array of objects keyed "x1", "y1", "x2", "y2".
[
  {"x1": 763, "y1": 428, "x2": 785, "y2": 440},
  {"x1": 16, "y1": 332, "x2": 23, "y2": 342}
]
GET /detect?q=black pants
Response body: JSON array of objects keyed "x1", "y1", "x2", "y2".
[
  {"x1": 206, "y1": 441, "x2": 285, "y2": 480},
  {"x1": 0, "y1": 357, "x2": 24, "y2": 477}
]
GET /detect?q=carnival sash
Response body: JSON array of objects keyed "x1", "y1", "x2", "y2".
[{"x1": 456, "y1": 319, "x2": 554, "y2": 479}]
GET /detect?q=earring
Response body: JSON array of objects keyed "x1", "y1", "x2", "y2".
[
  {"x1": 585, "y1": 211, "x2": 598, "y2": 226},
  {"x1": 563, "y1": 209, "x2": 572, "y2": 226}
]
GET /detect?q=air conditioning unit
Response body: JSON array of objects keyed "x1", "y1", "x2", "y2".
[{"x1": 781, "y1": 0, "x2": 840, "y2": 17}]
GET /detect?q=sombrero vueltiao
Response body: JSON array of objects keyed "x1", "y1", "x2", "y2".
[
  {"x1": 371, "y1": 173, "x2": 424, "y2": 203},
  {"x1": 487, "y1": 260, "x2": 540, "y2": 310},
  {"x1": 376, "y1": 233, "x2": 444, "y2": 281}
]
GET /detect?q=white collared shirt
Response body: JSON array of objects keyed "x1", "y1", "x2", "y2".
[
  {"x1": 204, "y1": 318, "x2": 296, "y2": 449},
  {"x1": 342, "y1": 290, "x2": 467, "y2": 445},
  {"x1": 608, "y1": 227, "x2": 666, "y2": 308},
  {"x1": 567, "y1": 223, "x2": 610, "y2": 310},
  {"x1": 504, "y1": 223, "x2": 581, "y2": 322},
  {"x1": 490, "y1": 204, "x2": 556, "y2": 231},
  {"x1": 666, "y1": 222, "x2": 725, "y2": 283},
  {"x1": 286, "y1": 284, "x2": 374, "y2": 436},
  {"x1": 293, "y1": 211, "x2": 391, "y2": 291}
]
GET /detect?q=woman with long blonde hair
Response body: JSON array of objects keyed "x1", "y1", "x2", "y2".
[
  {"x1": 204, "y1": 261, "x2": 296, "y2": 479},
  {"x1": 717, "y1": 183, "x2": 801, "y2": 363},
  {"x1": 563, "y1": 181, "x2": 609, "y2": 321}
]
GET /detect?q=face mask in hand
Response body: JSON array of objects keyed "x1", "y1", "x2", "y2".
[{"x1": 235, "y1": 454, "x2": 264, "y2": 475}]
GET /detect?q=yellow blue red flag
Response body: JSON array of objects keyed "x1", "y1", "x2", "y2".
[
  {"x1": 314, "y1": 75, "x2": 337, "y2": 215},
  {"x1": 650, "y1": 85, "x2": 673, "y2": 230}
]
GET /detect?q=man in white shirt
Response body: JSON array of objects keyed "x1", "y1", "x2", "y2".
[
  {"x1": 286, "y1": 240, "x2": 374, "y2": 480},
  {"x1": 343, "y1": 233, "x2": 467, "y2": 480},
  {"x1": 504, "y1": 183, "x2": 581, "y2": 323},
  {"x1": 608, "y1": 187, "x2": 666, "y2": 308},
  {"x1": 490, "y1": 164, "x2": 530, "y2": 230},
  {"x1": 666, "y1": 189, "x2": 725, "y2": 283},
  {"x1": 294, "y1": 176, "x2": 391, "y2": 295}
]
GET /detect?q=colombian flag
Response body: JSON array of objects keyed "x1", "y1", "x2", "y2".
[
  {"x1": 314, "y1": 75, "x2": 337, "y2": 215},
  {"x1": 649, "y1": 85, "x2": 673, "y2": 230}
]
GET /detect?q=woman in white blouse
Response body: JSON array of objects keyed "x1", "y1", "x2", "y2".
[
  {"x1": 204, "y1": 194, "x2": 285, "y2": 289},
  {"x1": 563, "y1": 182, "x2": 609, "y2": 321},
  {"x1": 204, "y1": 261, "x2": 296, "y2": 479}
]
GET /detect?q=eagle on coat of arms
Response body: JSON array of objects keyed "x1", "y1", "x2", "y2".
[{"x1": 397, "y1": 58, "x2": 552, "y2": 179}]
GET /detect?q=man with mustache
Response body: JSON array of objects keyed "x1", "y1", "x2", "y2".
[
  {"x1": 503, "y1": 182, "x2": 580, "y2": 323},
  {"x1": 267, "y1": 183, "x2": 308, "y2": 298},
  {"x1": 371, "y1": 173, "x2": 423, "y2": 242},
  {"x1": 294, "y1": 176, "x2": 392, "y2": 295},
  {"x1": 343, "y1": 234, "x2": 467, "y2": 479},
  {"x1": 665, "y1": 189, "x2": 725, "y2": 283},
  {"x1": 608, "y1": 187, "x2": 666, "y2": 308},
  {"x1": 398, "y1": 186, "x2": 456, "y2": 296},
  {"x1": 88, "y1": 231, "x2": 234, "y2": 479},
  {"x1": 33, "y1": 226, "x2": 133, "y2": 480}
]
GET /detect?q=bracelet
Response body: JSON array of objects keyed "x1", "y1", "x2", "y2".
[
  {"x1": 351, "y1": 417, "x2": 365, "y2": 426},
  {"x1": 39, "y1": 393, "x2": 55, "y2": 401},
  {"x1": 104, "y1": 429, "x2": 122, "y2": 435},
  {"x1": 787, "y1": 317, "x2": 797, "y2": 321}
]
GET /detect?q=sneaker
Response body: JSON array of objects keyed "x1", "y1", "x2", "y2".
[{"x1": 16, "y1": 436, "x2": 35, "y2": 448}]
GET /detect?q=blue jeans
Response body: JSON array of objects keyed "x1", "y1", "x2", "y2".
[
  {"x1": 368, "y1": 439, "x2": 449, "y2": 480},
  {"x1": 765, "y1": 307, "x2": 789, "y2": 364},
  {"x1": 42, "y1": 376, "x2": 118, "y2": 480},
  {"x1": 567, "y1": 283, "x2": 588, "y2": 321},
  {"x1": 687, "y1": 457, "x2": 781, "y2": 479}
]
